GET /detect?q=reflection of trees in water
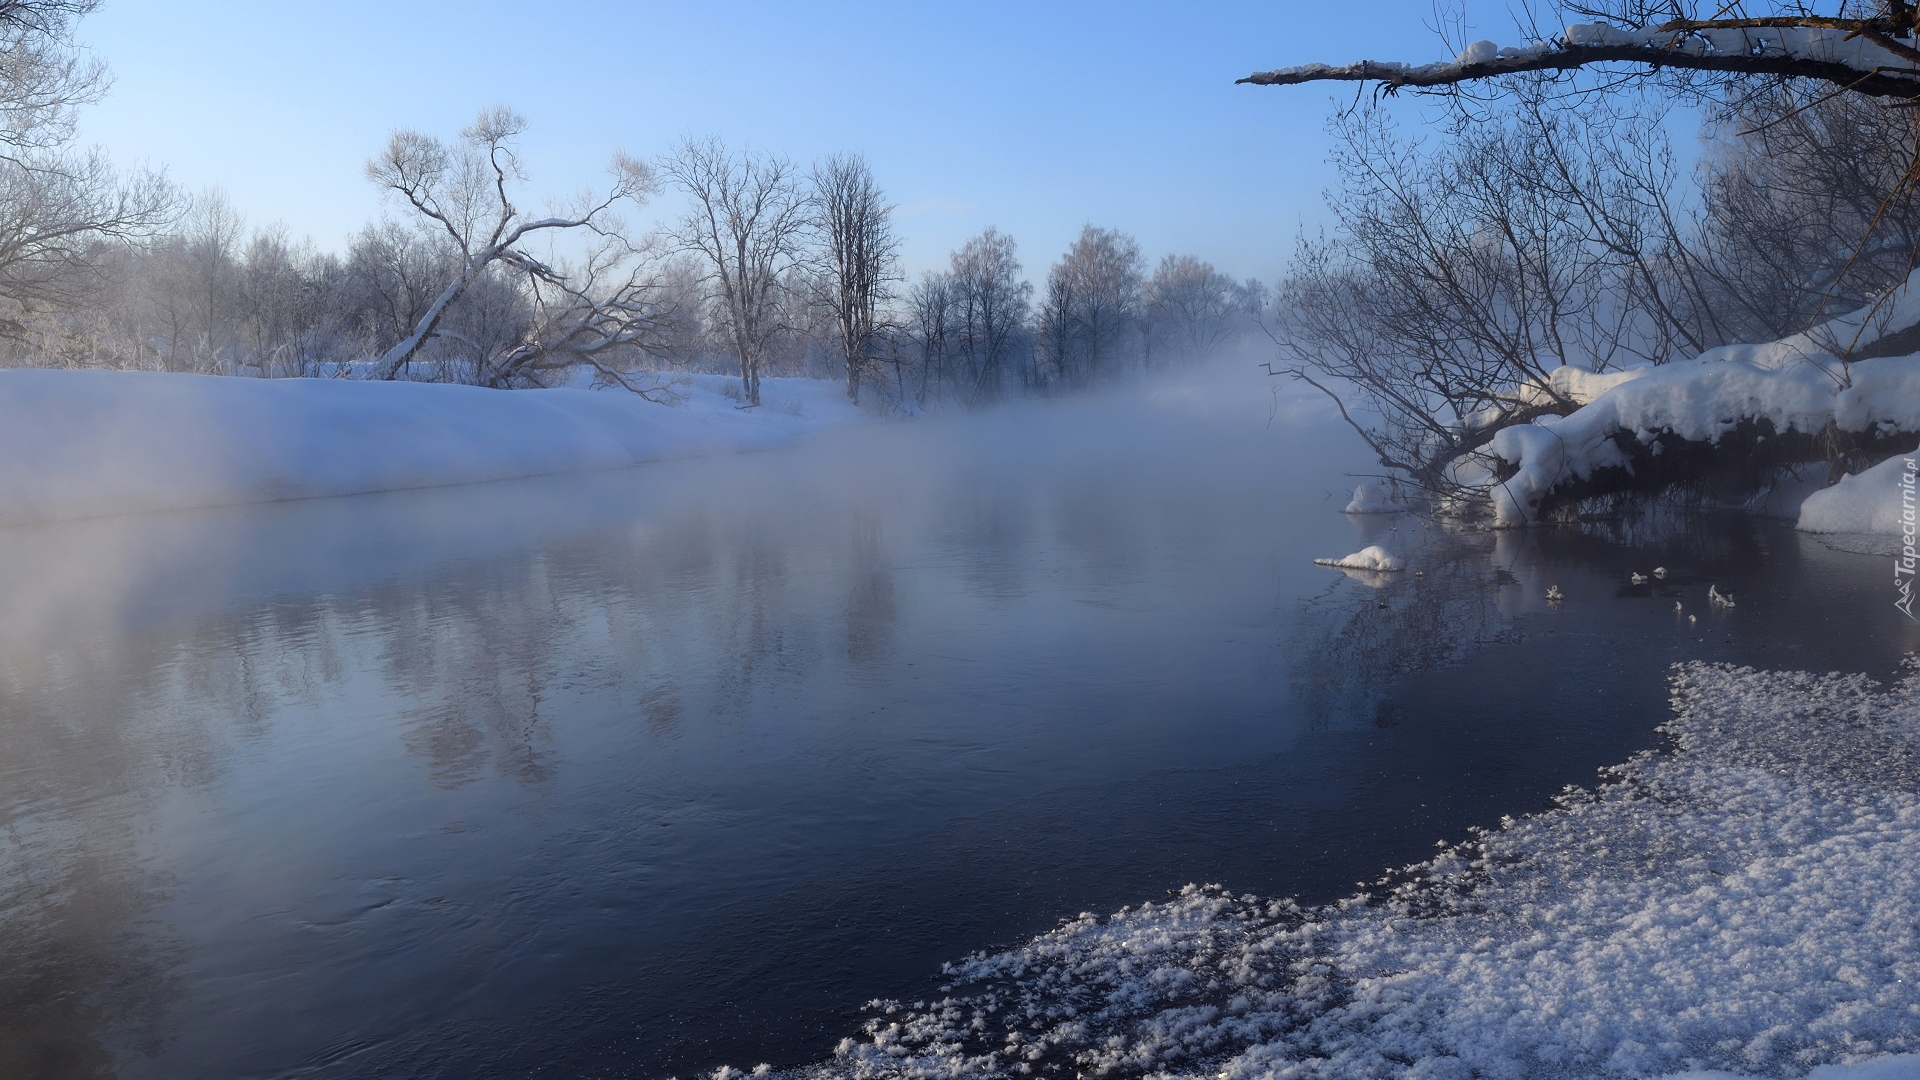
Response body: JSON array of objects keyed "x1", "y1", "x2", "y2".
[
  {"x1": 845, "y1": 509, "x2": 896, "y2": 668},
  {"x1": 942, "y1": 480, "x2": 1039, "y2": 604},
  {"x1": 1289, "y1": 522, "x2": 1510, "y2": 728},
  {"x1": 1049, "y1": 475, "x2": 1144, "y2": 593},
  {"x1": 0, "y1": 494, "x2": 911, "y2": 1076},
  {"x1": 0, "y1": 637, "x2": 213, "y2": 1077},
  {"x1": 369, "y1": 568, "x2": 571, "y2": 789},
  {"x1": 1, "y1": 596, "x2": 398, "y2": 1075},
  {"x1": 0, "y1": 828, "x2": 182, "y2": 1079},
  {"x1": 1288, "y1": 509, "x2": 1812, "y2": 731}
]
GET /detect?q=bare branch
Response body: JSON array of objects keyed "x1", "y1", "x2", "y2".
[{"x1": 1241, "y1": 19, "x2": 1920, "y2": 100}]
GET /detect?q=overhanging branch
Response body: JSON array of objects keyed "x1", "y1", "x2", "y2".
[{"x1": 1240, "y1": 20, "x2": 1920, "y2": 100}]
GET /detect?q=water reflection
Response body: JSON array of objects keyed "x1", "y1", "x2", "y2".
[
  {"x1": 844, "y1": 510, "x2": 895, "y2": 668},
  {"x1": 1, "y1": 375, "x2": 1915, "y2": 1079}
]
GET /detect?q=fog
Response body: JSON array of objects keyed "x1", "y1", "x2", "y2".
[
  {"x1": 1, "y1": 354, "x2": 1385, "y2": 1077},
  {"x1": 8, "y1": 352, "x2": 1918, "y2": 1078}
]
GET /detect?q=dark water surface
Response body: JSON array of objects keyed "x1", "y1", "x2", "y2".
[{"x1": 3, "y1": 375, "x2": 1916, "y2": 1079}]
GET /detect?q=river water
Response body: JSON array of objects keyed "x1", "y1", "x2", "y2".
[{"x1": 2, "y1": 368, "x2": 1915, "y2": 1079}]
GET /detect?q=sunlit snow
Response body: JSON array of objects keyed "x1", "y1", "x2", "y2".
[{"x1": 798, "y1": 662, "x2": 1920, "y2": 1080}]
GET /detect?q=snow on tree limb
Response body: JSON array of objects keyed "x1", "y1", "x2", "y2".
[{"x1": 1240, "y1": 20, "x2": 1920, "y2": 99}]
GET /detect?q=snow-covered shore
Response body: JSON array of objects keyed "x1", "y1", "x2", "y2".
[
  {"x1": 1798, "y1": 454, "x2": 1917, "y2": 535},
  {"x1": 806, "y1": 662, "x2": 1920, "y2": 1080},
  {"x1": 0, "y1": 369, "x2": 865, "y2": 525}
]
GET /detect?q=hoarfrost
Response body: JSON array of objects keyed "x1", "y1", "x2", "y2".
[{"x1": 804, "y1": 662, "x2": 1920, "y2": 1080}]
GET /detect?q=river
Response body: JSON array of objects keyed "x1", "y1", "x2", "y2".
[{"x1": 1, "y1": 366, "x2": 1913, "y2": 1078}]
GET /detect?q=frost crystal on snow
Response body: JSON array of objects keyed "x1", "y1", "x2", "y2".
[{"x1": 799, "y1": 663, "x2": 1920, "y2": 1080}]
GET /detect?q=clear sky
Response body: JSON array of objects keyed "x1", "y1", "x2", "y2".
[{"x1": 73, "y1": 1, "x2": 1477, "y2": 284}]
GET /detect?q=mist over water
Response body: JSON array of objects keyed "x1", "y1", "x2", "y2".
[{"x1": 0, "y1": 360, "x2": 1912, "y2": 1079}]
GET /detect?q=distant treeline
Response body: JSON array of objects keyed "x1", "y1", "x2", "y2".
[{"x1": 0, "y1": 90, "x2": 1266, "y2": 411}]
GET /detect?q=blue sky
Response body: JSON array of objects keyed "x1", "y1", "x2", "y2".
[{"x1": 75, "y1": 1, "x2": 1477, "y2": 283}]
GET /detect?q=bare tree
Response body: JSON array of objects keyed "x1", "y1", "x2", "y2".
[
  {"x1": 0, "y1": 1, "x2": 108, "y2": 151},
  {"x1": 907, "y1": 269, "x2": 955, "y2": 407},
  {"x1": 1141, "y1": 255, "x2": 1264, "y2": 364},
  {"x1": 342, "y1": 221, "x2": 446, "y2": 366},
  {"x1": 480, "y1": 233, "x2": 681, "y2": 393},
  {"x1": 366, "y1": 106, "x2": 653, "y2": 381},
  {"x1": 1274, "y1": 91, "x2": 1705, "y2": 491},
  {"x1": 949, "y1": 227, "x2": 1031, "y2": 406},
  {"x1": 0, "y1": 1, "x2": 174, "y2": 330},
  {"x1": 1693, "y1": 83, "x2": 1920, "y2": 348},
  {"x1": 661, "y1": 137, "x2": 808, "y2": 406},
  {"x1": 810, "y1": 153, "x2": 899, "y2": 406},
  {"x1": 234, "y1": 228, "x2": 349, "y2": 378},
  {"x1": 180, "y1": 189, "x2": 243, "y2": 370},
  {"x1": 1036, "y1": 225, "x2": 1143, "y2": 388}
]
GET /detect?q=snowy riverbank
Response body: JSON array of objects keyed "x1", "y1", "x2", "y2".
[
  {"x1": 0, "y1": 369, "x2": 866, "y2": 525},
  {"x1": 804, "y1": 662, "x2": 1920, "y2": 1080}
]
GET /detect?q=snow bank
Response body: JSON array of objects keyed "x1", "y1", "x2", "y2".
[
  {"x1": 807, "y1": 662, "x2": 1920, "y2": 1080},
  {"x1": 1798, "y1": 454, "x2": 1918, "y2": 535},
  {"x1": 1313, "y1": 544, "x2": 1404, "y2": 571},
  {"x1": 1486, "y1": 357, "x2": 1920, "y2": 526},
  {"x1": 0, "y1": 370, "x2": 864, "y2": 525}
]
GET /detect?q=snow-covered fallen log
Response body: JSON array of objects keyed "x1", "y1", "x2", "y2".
[
  {"x1": 0, "y1": 370, "x2": 865, "y2": 525},
  {"x1": 1485, "y1": 355, "x2": 1920, "y2": 527},
  {"x1": 1479, "y1": 271, "x2": 1920, "y2": 531}
]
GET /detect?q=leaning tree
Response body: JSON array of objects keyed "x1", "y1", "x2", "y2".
[{"x1": 366, "y1": 107, "x2": 657, "y2": 384}]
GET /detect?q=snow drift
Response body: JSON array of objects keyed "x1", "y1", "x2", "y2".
[
  {"x1": 805, "y1": 662, "x2": 1920, "y2": 1080},
  {"x1": 0, "y1": 369, "x2": 864, "y2": 525},
  {"x1": 1798, "y1": 454, "x2": 1917, "y2": 535}
]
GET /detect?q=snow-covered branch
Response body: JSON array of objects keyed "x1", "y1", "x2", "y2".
[{"x1": 1241, "y1": 20, "x2": 1920, "y2": 99}]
